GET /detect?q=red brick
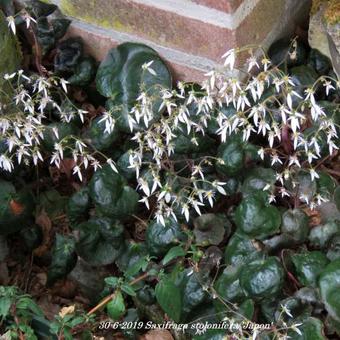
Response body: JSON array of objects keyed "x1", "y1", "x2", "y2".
[
  {"x1": 65, "y1": 24, "x2": 207, "y2": 83},
  {"x1": 60, "y1": 0, "x2": 236, "y2": 61}
]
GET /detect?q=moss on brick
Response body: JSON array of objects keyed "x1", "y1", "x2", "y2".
[{"x1": 60, "y1": 0, "x2": 129, "y2": 32}]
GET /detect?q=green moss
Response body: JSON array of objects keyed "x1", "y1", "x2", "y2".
[
  {"x1": 60, "y1": 0, "x2": 129, "y2": 32},
  {"x1": 0, "y1": 10, "x2": 22, "y2": 101}
]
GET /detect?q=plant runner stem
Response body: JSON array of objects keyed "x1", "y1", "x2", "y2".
[{"x1": 87, "y1": 272, "x2": 149, "y2": 315}]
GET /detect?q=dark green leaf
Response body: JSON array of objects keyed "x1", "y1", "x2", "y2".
[
  {"x1": 42, "y1": 122, "x2": 79, "y2": 152},
  {"x1": 51, "y1": 18, "x2": 71, "y2": 40},
  {"x1": 215, "y1": 134, "x2": 245, "y2": 176},
  {"x1": 241, "y1": 167, "x2": 276, "y2": 196},
  {"x1": 291, "y1": 251, "x2": 329, "y2": 287},
  {"x1": 281, "y1": 209, "x2": 309, "y2": 242},
  {"x1": 193, "y1": 213, "x2": 231, "y2": 246},
  {"x1": 121, "y1": 283, "x2": 136, "y2": 297},
  {"x1": 54, "y1": 38, "x2": 83, "y2": 73},
  {"x1": 162, "y1": 246, "x2": 186, "y2": 265},
  {"x1": 239, "y1": 257, "x2": 285, "y2": 299},
  {"x1": 235, "y1": 192, "x2": 281, "y2": 239},
  {"x1": 107, "y1": 291, "x2": 125, "y2": 320},
  {"x1": 146, "y1": 218, "x2": 186, "y2": 257},
  {"x1": 104, "y1": 277, "x2": 119, "y2": 288},
  {"x1": 96, "y1": 42, "x2": 172, "y2": 132},
  {"x1": 155, "y1": 279, "x2": 182, "y2": 322},
  {"x1": 214, "y1": 265, "x2": 246, "y2": 305},
  {"x1": 0, "y1": 180, "x2": 35, "y2": 235},
  {"x1": 307, "y1": 49, "x2": 331, "y2": 75},
  {"x1": 319, "y1": 259, "x2": 340, "y2": 321},
  {"x1": 309, "y1": 220, "x2": 340, "y2": 248},
  {"x1": 224, "y1": 233, "x2": 264, "y2": 266},
  {"x1": 327, "y1": 234, "x2": 340, "y2": 261},
  {"x1": 67, "y1": 187, "x2": 90, "y2": 227},
  {"x1": 20, "y1": 224, "x2": 43, "y2": 250},
  {"x1": 68, "y1": 56, "x2": 96, "y2": 87},
  {"x1": 47, "y1": 234, "x2": 77, "y2": 285},
  {"x1": 288, "y1": 317, "x2": 326, "y2": 340},
  {"x1": 75, "y1": 217, "x2": 125, "y2": 266},
  {"x1": 89, "y1": 164, "x2": 138, "y2": 219},
  {"x1": 36, "y1": 17, "x2": 55, "y2": 55},
  {"x1": 29, "y1": 0, "x2": 57, "y2": 18}
]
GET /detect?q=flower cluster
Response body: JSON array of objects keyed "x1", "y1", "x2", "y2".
[
  {"x1": 127, "y1": 47, "x2": 339, "y2": 223},
  {"x1": 0, "y1": 71, "x2": 117, "y2": 180}
]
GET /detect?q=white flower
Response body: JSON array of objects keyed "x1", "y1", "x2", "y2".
[
  {"x1": 261, "y1": 57, "x2": 271, "y2": 71},
  {"x1": 291, "y1": 323, "x2": 303, "y2": 336},
  {"x1": 106, "y1": 158, "x2": 118, "y2": 173},
  {"x1": 281, "y1": 304, "x2": 293, "y2": 318},
  {"x1": 323, "y1": 80, "x2": 335, "y2": 95},
  {"x1": 258, "y1": 147, "x2": 265, "y2": 160},
  {"x1": 299, "y1": 193, "x2": 309, "y2": 204},
  {"x1": 205, "y1": 190, "x2": 215, "y2": 207},
  {"x1": 77, "y1": 109, "x2": 87, "y2": 123},
  {"x1": 142, "y1": 60, "x2": 157, "y2": 76},
  {"x1": 288, "y1": 154, "x2": 301, "y2": 167},
  {"x1": 192, "y1": 165, "x2": 204, "y2": 179},
  {"x1": 271, "y1": 153, "x2": 282, "y2": 165},
  {"x1": 22, "y1": 13, "x2": 36, "y2": 29},
  {"x1": 268, "y1": 194, "x2": 276, "y2": 203},
  {"x1": 212, "y1": 180, "x2": 227, "y2": 195},
  {"x1": 60, "y1": 78, "x2": 69, "y2": 93},
  {"x1": 222, "y1": 49, "x2": 236, "y2": 70},
  {"x1": 4, "y1": 72, "x2": 16, "y2": 80},
  {"x1": 247, "y1": 55, "x2": 259, "y2": 72},
  {"x1": 0, "y1": 155, "x2": 14, "y2": 172},
  {"x1": 73, "y1": 166, "x2": 83, "y2": 181},
  {"x1": 181, "y1": 204, "x2": 190, "y2": 222},
  {"x1": 309, "y1": 168, "x2": 319, "y2": 181},
  {"x1": 6, "y1": 16, "x2": 16, "y2": 35},
  {"x1": 139, "y1": 196, "x2": 150, "y2": 210}
]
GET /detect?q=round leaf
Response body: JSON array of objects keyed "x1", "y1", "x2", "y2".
[
  {"x1": 75, "y1": 217, "x2": 125, "y2": 266},
  {"x1": 96, "y1": 43, "x2": 172, "y2": 132},
  {"x1": 146, "y1": 218, "x2": 186, "y2": 257},
  {"x1": 239, "y1": 257, "x2": 284, "y2": 299},
  {"x1": 281, "y1": 209, "x2": 309, "y2": 242},
  {"x1": 47, "y1": 234, "x2": 77, "y2": 285},
  {"x1": 291, "y1": 251, "x2": 329, "y2": 287},
  {"x1": 235, "y1": 192, "x2": 281, "y2": 239},
  {"x1": 155, "y1": 279, "x2": 182, "y2": 322},
  {"x1": 193, "y1": 213, "x2": 231, "y2": 246},
  {"x1": 319, "y1": 259, "x2": 340, "y2": 322}
]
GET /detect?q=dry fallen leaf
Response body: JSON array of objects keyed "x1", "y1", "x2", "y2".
[
  {"x1": 34, "y1": 209, "x2": 52, "y2": 257},
  {"x1": 303, "y1": 207, "x2": 322, "y2": 227},
  {"x1": 59, "y1": 305, "x2": 75, "y2": 318},
  {"x1": 9, "y1": 200, "x2": 25, "y2": 215}
]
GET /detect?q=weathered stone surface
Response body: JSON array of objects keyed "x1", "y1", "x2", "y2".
[
  {"x1": 309, "y1": 2, "x2": 340, "y2": 77},
  {"x1": 191, "y1": 0, "x2": 244, "y2": 13}
]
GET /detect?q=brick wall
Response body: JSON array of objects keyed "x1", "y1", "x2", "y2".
[{"x1": 48, "y1": 0, "x2": 311, "y2": 82}]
